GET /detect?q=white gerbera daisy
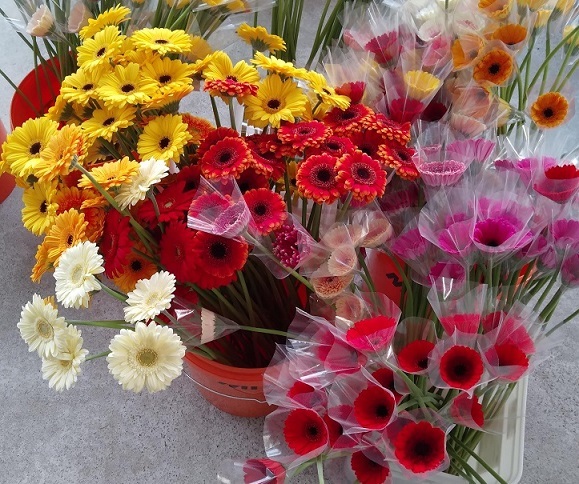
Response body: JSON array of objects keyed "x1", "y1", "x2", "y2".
[
  {"x1": 41, "y1": 325, "x2": 89, "y2": 391},
  {"x1": 115, "y1": 158, "x2": 169, "y2": 210},
  {"x1": 123, "y1": 271, "x2": 176, "y2": 324},
  {"x1": 107, "y1": 321, "x2": 186, "y2": 393},
  {"x1": 54, "y1": 241, "x2": 104, "y2": 309},
  {"x1": 17, "y1": 294, "x2": 67, "y2": 357}
]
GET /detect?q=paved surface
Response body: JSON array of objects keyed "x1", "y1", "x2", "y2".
[{"x1": 0, "y1": 2, "x2": 578, "y2": 483}]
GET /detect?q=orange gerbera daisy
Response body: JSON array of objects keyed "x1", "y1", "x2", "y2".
[
  {"x1": 180, "y1": 114, "x2": 215, "y2": 145},
  {"x1": 36, "y1": 125, "x2": 88, "y2": 182},
  {"x1": 530, "y1": 92, "x2": 570, "y2": 128},
  {"x1": 78, "y1": 157, "x2": 139, "y2": 190},
  {"x1": 473, "y1": 49, "x2": 514, "y2": 86},
  {"x1": 111, "y1": 243, "x2": 158, "y2": 293},
  {"x1": 53, "y1": 187, "x2": 106, "y2": 242},
  {"x1": 451, "y1": 35, "x2": 484, "y2": 70},
  {"x1": 491, "y1": 24, "x2": 528, "y2": 48},
  {"x1": 31, "y1": 242, "x2": 51, "y2": 282},
  {"x1": 43, "y1": 209, "x2": 88, "y2": 264},
  {"x1": 479, "y1": 0, "x2": 513, "y2": 19}
]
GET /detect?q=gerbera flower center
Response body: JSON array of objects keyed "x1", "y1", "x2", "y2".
[
  {"x1": 312, "y1": 166, "x2": 334, "y2": 186},
  {"x1": 59, "y1": 360, "x2": 73, "y2": 369},
  {"x1": 82, "y1": 83, "x2": 94, "y2": 91},
  {"x1": 29, "y1": 142, "x2": 42, "y2": 155},
  {"x1": 159, "y1": 75, "x2": 172, "y2": 84},
  {"x1": 253, "y1": 203, "x2": 267, "y2": 216},
  {"x1": 146, "y1": 293, "x2": 161, "y2": 306},
  {"x1": 39, "y1": 201, "x2": 47, "y2": 213},
  {"x1": 67, "y1": 235, "x2": 74, "y2": 246},
  {"x1": 102, "y1": 117, "x2": 115, "y2": 126},
  {"x1": 70, "y1": 264, "x2": 84, "y2": 285},
  {"x1": 136, "y1": 348, "x2": 158, "y2": 367},
  {"x1": 121, "y1": 83, "x2": 135, "y2": 93},
  {"x1": 267, "y1": 99, "x2": 281, "y2": 110},
  {"x1": 488, "y1": 63, "x2": 501, "y2": 75},
  {"x1": 155, "y1": 39, "x2": 168, "y2": 44},
  {"x1": 543, "y1": 108, "x2": 554, "y2": 118},
  {"x1": 353, "y1": 163, "x2": 375, "y2": 182},
  {"x1": 131, "y1": 260, "x2": 142, "y2": 272},
  {"x1": 375, "y1": 404, "x2": 390, "y2": 418},
  {"x1": 210, "y1": 242, "x2": 227, "y2": 259},
  {"x1": 218, "y1": 151, "x2": 233, "y2": 164},
  {"x1": 305, "y1": 424, "x2": 320, "y2": 441},
  {"x1": 226, "y1": 75, "x2": 238, "y2": 81},
  {"x1": 35, "y1": 319, "x2": 53, "y2": 338},
  {"x1": 96, "y1": 47, "x2": 106, "y2": 57},
  {"x1": 327, "y1": 142, "x2": 341, "y2": 151},
  {"x1": 159, "y1": 137, "x2": 171, "y2": 149},
  {"x1": 414, "y1": 441, "x2": 432, "y2": 457},
  {"x1": 418, "y1": 358, "x2": 429, "y2": 369}
]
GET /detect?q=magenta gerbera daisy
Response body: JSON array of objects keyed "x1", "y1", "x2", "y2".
[
  {"x1": 336, "y1": 151, "x2": 387, "y2": 203},
  {"x1": 200, "y1": 136, "x2": 253, "y2": 180},
  {"x1": 296, "y1": 153, "x2": 343, "y2": 204},
  {"x1": 243, "y1": 188, "x2": 287, "y2": 236}
]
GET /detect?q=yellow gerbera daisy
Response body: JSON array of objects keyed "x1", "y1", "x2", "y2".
[
  {"x1": 130, "y1": 28, "x2": 192, "y2": 56},
  {"x1": 44, "y1": 94, "x2": 74, "y2": 124},
  {"x1": 563, "y1": 25, "x2": 579, "y2": 55},
  {"x1": 32, "y1": 241, "x2": 51, "y2": 283},
  {"x1": 237, "y1": 23, "x2": 286, "y2": 53},
  {"x1": 78, "y1": 157, "x2": 139, "y2": 189},
  {"x1": 79, "y1": 6, "x2": 131, "y2": 40},
  {"x1": 36, "y1": 125, "x2": 88, "y2": 182},
  {"x1": 60, "y1": 66, "x2": 105, "y2": 105},
  {"x1": 137, "y1": 114, "x2": 192, "y2": 163},
  {"x1": 84, "y1": 139, "x2": 111, "y2": 165},
  {"x1": 77, "y1": 25, "x2": 126, "y2": 71},
  {"x1": 81, "y1": 105, "x2": 136, "y2": 141},
  {"x1": 140, "y1": 57, "x2": 195, "y2": 95},
  {"x1": 97, "y1": 63, "x2": 156, "y2": 108},
  {"x1": 184, "y1": 35, "x2": 213, "y2": 63},
  {"x1": 305, "y1": 71, "x2": 351, "y2": 110},
  {"x1": 404, "y1": 71, "x2": 441, "y2": 100},
  {"x1": 43, "y1": 209, "x2": 88, "y2": 264},
  {"x1": 244, "y1": 74, "x2": 308, "y2": 128},
  {"x1": 203, "y1": 51, "x2": 260, "y2": 100},
  {"x1": 533, "y1": 9, "x2": 552, "y2": 30},
  {"x1": 1, "y1": 117, "x2": 58, "y2": 180},
  {"x1": 21, "y1": 181, "x2": 59, "y2": 235},
  {"x1": 251, "y1": 52, "x2": 307, "y2": 78},
  {"x1": 516, "y1": 0, "x2": 548, "y2": 10},
  {"x1": 142, "y1": 84, "x2": 194, "y2": 111}
]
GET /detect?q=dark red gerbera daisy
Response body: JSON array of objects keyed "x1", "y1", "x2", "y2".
[
  {"x1": 377, "y1": 142, "x2": 416, "y2": 170},
  {"x1": 138, "y1": 181, "x2": 193, "y2": 228},
  {"x1": 200, "y1": 136, "x2": 253, "y2": 180},
  {"x1": 449, "y1": 392, "x2": 485, "y2": 428},
  {"x1": 235, "y1": 167, "x2": 270, "y2": 193},
  {"x1": 272, "y1": 223, "x2": 301, "y2": 269},
  {"x1": 389, "y1": 98, "x2": 425, "y2": 124},
  {"x1": 397, "y1": 340, "x2": 435, "y2": 373},
  {"x1": 365, "y1": 32, "x2": 400, "y2": 65},
  {"x1": 439, "y1": 345, "x2": 484, "y2": 390},
  {"x1": 360, "y1": 113, "x2": 411, "y2": 145},
  {"x1": 346, "y1": 316, "x2": 398, "y2": 352},
  {"x1": 336, "y1": 81, "x2": 366, "y2": 104},
  {"x1": 243, "y1": 188, "x2": 287, "y2": 236},
  {"x1": 322, "y1": 413, "x2": 344, "y2": 447},
  {"x1": 486, "y1": 343, "x2": 529, "y2": 381},
  {"x1": 296, "y1": 153, "x2": 343, "y2": 204},
  {"x1": 243, "y1": 458, "x2": 285, "y2": 484},
  {"x1": 351, "y1": 451, "x2": 391, "y2": 484},
  {"x1": 323, "y1": 104, "x2": 373, "y2": 135},
  {"x1": 277, "y1": 120, "x2": 331, "y2": 152},
  {"x1": 310, "y1": 135, "x2": 355, "y2": 158},
  {"x1": 336, "y1": 151, "x2": 387, "y2": 203},
  {"x1": 190, "y1": 231, "x2": 249, "y2": 278},
  {"x1": 197, "y1": 126, "x2": 239, "y2": 160},
  {"x1": 371, "y1": 367, "x2": 402, "y2": 402},
  {"x1": 287, "y1": 381, "x2": 315, "y2": 400},
  {"x1": 421, "y1": 100, "x2": 448, "y2": 122},
  {"x1": 353, "y1": 385, "x2": 396, "y2": 430},
  {"x1": 283, "y1": 408, "x2": 328, "y2": 456},
  {"x1": 394, "y1": 421, "x2": 446, "y2": 474},
  {"x1": 350, "y1": 130, "x2": 390, "y2": 162},
  {"x1": 175, "y1": 164, "x2": 202, "y2": 192},
  {"x1": 99, "y1": 209, "x2": 133, "y2": 278},
  {"x1": 159, "y1": 221, "x2": 197, "y2": 283}
]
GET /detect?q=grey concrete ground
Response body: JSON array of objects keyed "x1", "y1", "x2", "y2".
[{"x1": 0, "y1": 2, "x2": 578, "y2": 483}]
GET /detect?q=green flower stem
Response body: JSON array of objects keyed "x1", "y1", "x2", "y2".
[
  {"x1": 540, "y1": 20, "x2": 552, "y2": 94},
  {"x1": 546, "y1": 307, "x2": 579, "y2": 336},
  {"x1": 305, "y1": 0, "x2": 333, "y2": 69},
  {"x1": 448, "y1": 434, "x2": 508, "y2": 484},
  {"x1": 337, "y1": 193, "x2": 353, "y2": 222},
  {"x1": 532, "y1": 269, "x2": 560, "y2": 313},
  {"x1": 98, "y1": 281, "x2": 128, "y2": 303},
  {"x1": 86, "y1": 351, "x2": 111, "y2": 362},
  {"x1": 236, "y1": 270, "x2": 256, "y2": 325},
  {"x1": 237, "y1": 325, "x2": 296, "y2": 339},
  {"x1": 539, "y1": 286, "x2": 564, "y2": 322},
  {"x1": 447, "y1": 447, "x2": 487, "y2": 484},
  {"x1": 388, "y1": 253, "x2": 415, "y2": 316},
  {"x1": 228, "y1": 98, "x2": 237, "y2": 131},
  {"x1": 554, "y1": 59, "x2": 579, "y2": 93},
  {"x1": 0, "y1": 68, "x2": 41, "y2": 117},
  {"x1": 68, "y1": 320, "x2": 132, "y2": 329},
  {"x1": 316, "y1": 456, "x2": 324, "y2": 484},
  {"x1": 510, "y1": 262, "x2": 533, "y2": 304},
  {"x1": 551, "y1": 29, "x2": 579, "y2": 92},
  {"x1": 210, "y1": 96, "x2": 221, "y2": 127},
  {"x1": 301, "y1": 197, "x2": 308, "y2": 227},
  {"x1": 211, "y1": 288, "x2": 246, "y2": 323},
  {"x1": 148, "y1": 192, "x2": 162, "y2": 223},
  {"x1": 357, "y1": 252, "x2": 376, "y2": 293}
]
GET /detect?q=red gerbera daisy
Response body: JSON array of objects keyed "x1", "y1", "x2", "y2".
[
  {"x1": 204, "y1": 78, "x2": 258, "y2": 99},
  {"x1": 389, "y1": 98, "x2": 425, "y2": 124},
  {"x1": 99, "y1": 209, "x2": 133, "y2": 278},
  {"x1": 175, "y1": 164, "x2": 202, "y2": 192},
  {"x1": 200, "y1": 137, "x2": 253, "y2": 180},
  {"x1": 322, "y1": 413, "x2": 344, "y2": 447},
  {"x1": 372, "y1": 367, "x2": 403, "y2": 402},
  {"x1": 439, "y1": 314, "x2": 481, "y2": 335},
  {"x1": 396, "y1": 340, "x2": 435, "y2": 373},
  {"x1": 191, "y1": 231, "x2": 249, "y2": 279},
  {"x1": 365, "y1": 32, "x2": 400, "y2": 65},
  {"x1": 481, "y1": 312, "x2": 535, "y2": 355},
  {"x1": 351, "y1": 451, "x2": 391, "y2": 484},
  {"x1": 336, "y1": 151, "x2": 387, "y2": 203},
  {"x1": 336, "y1": 81, "x2": 366, "y2": 104},
  {"x1": 486, "y1": 343, "x2": 529, "y2": 381},
  {"x1": 287, "y1": 381, "x2": 315, "y2": 400},
  {"x1": 242, "y1": 458, "x2": 285, "y2": 484},
  {"x1": 138, "y1": 181, "x2": 193, "y2": 228},
  {"x1": 439, "y1": 345, "x2": 484, "y2": 390},
  {"x1": 236, "y1": 167, "x2": 270, "y2": 193},
  {"x1": 396, "y1": 159, "x2": 420, "y2": 181},
  {"x1": 277, "y1": 120, "x2": 331, "y2": 152},
  {"x1": 346, "y1": 316, "x2": 398, "y2": 352},
  {"x1": 159, "y1": 221, "x2": 198, "y2": 283},
  {"x1": 197, "y1": 127, "x2": 239, "y2": 160},
  {"x1": 283, "y1": 408, "x2": 329, "y2": 456},
  {"x1": 243, "y1": 188, "x2": 287, "y2": 236},
  {"x1": 323, "y1": 104, "x2": 373, "y2": 135},
  {"x1": 421, "y1": 100, "x2": 448, "y2": 122},
  {"x1": 534, "y1": 164, "x2": 579, "y2": 203},
  {"x1": 310, "y1": 135, "x2": 355, "y2": 158},
  {"x1": 353, "y1": 385, "x2": 396, "y2": 430},
  {"x1": 250, "y1": 149, "x2": 286, "y2": 179},
  {"x1": 394, "y1": 421, "x2": 446, "y2": 474},
  {"x1": 449, "y1": 392, "x2": 485, "y2": 429},
  {"x1": 377, "y1": 142, "x2": 416, "y2": 170},
  {"x1": 246, "y1": 133, "x2": 284, "y2": 157},
  {"x1": 350, "y1": 130, "x2": 390, "y2": 162},
  {"x1": 296, "y1": 153, "x2": 343, "y2": 204},
  {"x1": 360, "y1": 113, "x2": 411, "y2": 145}
]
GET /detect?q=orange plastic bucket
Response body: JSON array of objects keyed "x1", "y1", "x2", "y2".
[{"x1": 184, "y1": 352, "x2": 275, "y2": 418}]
